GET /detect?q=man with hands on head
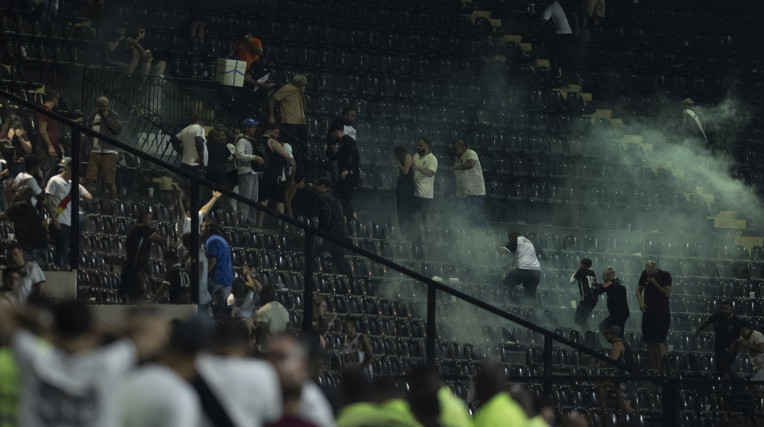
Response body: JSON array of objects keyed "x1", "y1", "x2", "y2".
[
  {"x1": 635, "y1": 261, "x2": 672, "y2": 371},
  {"x1": 730, "y1": 322, "x2": 764, "y2": 392}
]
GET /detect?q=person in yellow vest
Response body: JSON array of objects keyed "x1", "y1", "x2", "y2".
[
  {"x1": 408, "y1": 364, "x2": 472, "y2": 427},
  {"x1": 472, "y1": 363, "x2": 528, "y2": 427},
  {"x1": 336, "y1": 369, "x2": 423, "y2": 427},
  {"x1": 372, "y1": 376, "x2": 422, "y2": 426}
]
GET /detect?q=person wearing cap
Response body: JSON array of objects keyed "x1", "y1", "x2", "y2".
[
  {"x1": 693, "y1": 299, "x2": 745, "y2": 377},
  {"x1": 451, "y1": 139, "x2": 487, "y2": 228},
  {"x1": 235, "y1": 118, "x2": 265, "y2": 224},
  {"x1": 315, "y1": 176, "x2": 350, "y2": 276},
  {"x1": 85, "y1": 96, "x2": 123, "y2": 199},
  {"x1": 596, "y1": 325, "x2": 636, "y2": 414},
  {"x1": 731, "y1": 322, "x2": 764, "y2": 391},
  {"x1": 176, "y1": 115, "x2": 207, "y2": 178},
  {"x1": 45, "y1": 157, "x2": 92, "y2": 267}
]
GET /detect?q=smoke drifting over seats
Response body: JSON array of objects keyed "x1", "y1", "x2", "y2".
[{"x1": 368, "y1": 62, "x2": 761, "y2": 349}]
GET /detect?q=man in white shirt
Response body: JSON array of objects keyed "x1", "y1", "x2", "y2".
[
  {"x1": 85, "y1": 96, "x2": 123, "y2": 199},
  {"x1": 176, "y1": 116, "x2": 208, "y2": 177},
  {"x1": 526, "y1": 0, "x2": 575, "y2": 85},
  {"x1": 195, "y1": 320, "x2": 282, "y2": 427},
  {"x1": 267, "y1": 334, "x2": 335, "y2": 427},
  {"x1": 119, "y1": 316, "x2": 207, "y2": 427},
  {"x1": 45, "y1": 157, "x2": 93, "y2": 267},
  {"x1": 732, "y1": 322, "x2": 764, "y2": 391},
  {"x1": 498, "y1": 230, "x2": 542, "y2": 306},
  {"x1": 0, "y1": 301, "x2": 170, "y2": 427},
  {"x1": 452, "y1": 139, "x2": 487, "y2": 228},
  {"x1": 411, "y1": 137, "x2": 438, "y2": 228},
  {"x1": 6, "y1": 244, "x2": 45, "y2": 303}
]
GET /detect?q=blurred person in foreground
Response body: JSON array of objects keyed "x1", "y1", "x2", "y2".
[
  {"x1": 408, "y1": 364, "x2": 472, "y2": 427},
  {"x1": 471, "y1": 362, "x2": 528, "y2": 426},
  {"x1": 0, "y1": 301, "x2": 169, "y2": 427},
  {"x1": 195, "y1": 319, "x2": 282, "y2": 426},
  {"x1": 267, "y1": 334, "x2": 335, "y2": 427},
  {"x1": 336, "y1": 369, "x2": 419, "y2": 427},
  {"x1": 118, "y1": 316, "x2": 210, "y2": 427}
]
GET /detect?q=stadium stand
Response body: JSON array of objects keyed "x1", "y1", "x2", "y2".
[{"x1": 3, "y1": 0, "x2": 764, "y2": 425}]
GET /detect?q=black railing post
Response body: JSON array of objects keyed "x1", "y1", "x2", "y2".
[
  {"x1": 426, "y1": 282, "x2": 436, "y2": 367},
  {"x1": 190, "y1": 178, "x2": 200, "y2": 306},
  {"x1": 302, "y1": 230, "x2": 314, "y2": 333},
  {"x1": 543, "y1": 334, "x2": 553, "y2": 397},
  {"x1": 662, "y1": 378, "x2": 679, "y2": 426},
  {"x1": 70, "y1": 129, "x2": 80, "y2": 271}
]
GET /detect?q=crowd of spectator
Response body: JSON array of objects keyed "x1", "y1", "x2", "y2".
[{"x1": 0, "y1": 298, "x2": 613, "y2": 426}]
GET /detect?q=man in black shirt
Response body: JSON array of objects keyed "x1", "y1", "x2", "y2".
[
  {"x1": 0, "y1": 185, "x2": 58, "y2": 264},
  {"x1": 151, "y1": 250, "x2": 191, "y2": 304},
  {"x1": 329, "y1": 124, "x2": 360, "y2": 223},
  {"x1": 120, "y1": 210, "x2": 174, "y2": 303},
  {"x1": 316, "y1": 177, "x2": 350, "y2": 276},
  {"x1": 594, "y1": 267, "x2": 629, "y2": 337},
  {"x1": 326, "y1": 107, "x2": 357, "y2": 182},
  {"x1": 571, "y1": 258, "x2": 598, "y2": 331},
  {"x1": 693, "y1": 299, "x2": 744, "y2": 377}
]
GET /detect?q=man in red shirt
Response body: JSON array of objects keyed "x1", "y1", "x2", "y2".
[{"x1": 36, "y1": 89, "x2": 64, "y2": 180}]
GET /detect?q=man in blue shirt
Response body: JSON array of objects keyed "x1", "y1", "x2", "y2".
[{"x1": 202, "y1": 217, "x2": 233, "y2": 318}]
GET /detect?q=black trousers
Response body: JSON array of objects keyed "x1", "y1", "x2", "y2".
[
  {"x1": 575, "y1": 297, "x2": 598, "y2": 329},
  {"x1": 550, "y1": 33, "x2": 575, "y2": 83},
  {"x1": 503, "y1": 268, "x2": 541, "y2": 301},
  {"x1": 599, "y1": 315, "x2": 628, "y2": 337},
  {"x1": 335, "y1": 175, "x2": 358, "y2": 221}
]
